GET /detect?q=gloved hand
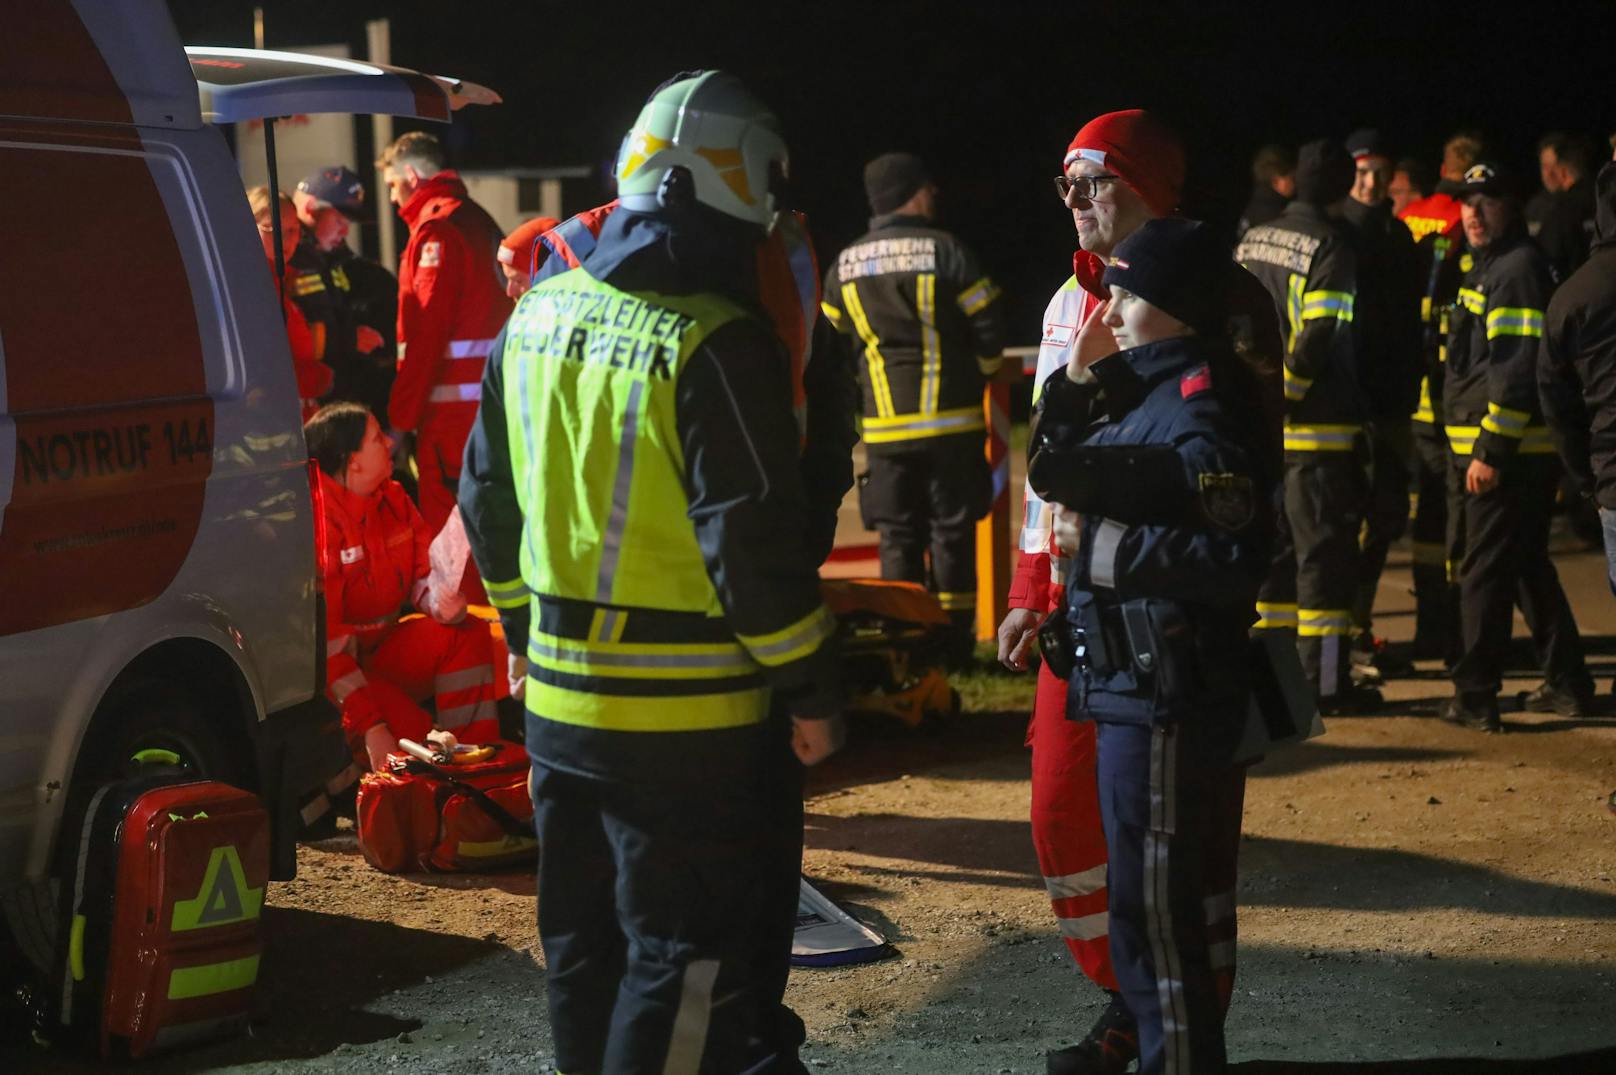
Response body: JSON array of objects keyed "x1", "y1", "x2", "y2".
[
  {"x1": 428, "y1": 586, "x2": 468, "y2": 625},
  {"x1": 508, "y1": 654, "x2": 528, "y2": 702},
  {"x1": 791, "y1": 714, "x2": 846, "y2": 766}
]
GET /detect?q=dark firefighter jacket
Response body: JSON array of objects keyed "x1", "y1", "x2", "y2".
[
  {"x1": 1539, "y1": 161, "x2": 1616, "y2": 507},
  {"x1": 821, "y1": 213, "x2": 1006, "y2": 454}
]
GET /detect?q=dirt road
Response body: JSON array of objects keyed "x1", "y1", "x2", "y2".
[{"x1": 8, "y1": 541, "x2": 1616, "y2": 1074}]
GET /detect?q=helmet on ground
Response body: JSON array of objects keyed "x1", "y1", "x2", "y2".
[{"x1": 615, "y1": 70, "x2": 787, "y2": 229}]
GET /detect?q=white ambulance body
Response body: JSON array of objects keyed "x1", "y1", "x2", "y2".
[{"x1": 0, "y1": 0, "x2": 484, "y2": 969}]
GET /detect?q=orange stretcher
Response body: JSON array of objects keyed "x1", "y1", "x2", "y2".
[{"x1": 820, "y1": 579, "x2": 958, "y2": 728}]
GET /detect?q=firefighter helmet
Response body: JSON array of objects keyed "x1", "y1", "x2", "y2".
[{"x1": 615, "y1": 70, "x2": 787, "y2": 230}]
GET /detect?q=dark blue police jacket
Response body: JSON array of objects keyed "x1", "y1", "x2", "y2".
[{"x1": 1029, "y1": 333, "x2": 1276, "y2": 732}]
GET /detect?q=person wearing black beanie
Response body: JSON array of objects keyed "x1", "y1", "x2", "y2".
[
  {"x1": 1025, "y1": 215, "x2": 1275, "y2": 1075},
  {"x1": 1236, "y1": 139, "x2": 1379, "y2": 712}
]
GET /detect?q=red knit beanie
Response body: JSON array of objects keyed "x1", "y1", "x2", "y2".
[{"x1": 1063, "y1": 110, "x2": 1185, "y2": 217}]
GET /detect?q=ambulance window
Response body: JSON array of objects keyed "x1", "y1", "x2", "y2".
[{"x1": 0, "y1": 139, "x2": 219, "y2": 413}]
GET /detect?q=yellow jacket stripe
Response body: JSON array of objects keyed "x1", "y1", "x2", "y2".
[
  {"x1": 1480, "y1": 401, "x2": 1530, "y2": 438},
  {"x1": 1445, "y1": 424, "x2": 1556, "y2": 455},
  {"x1": 1411, "y1": 377, "x2": 1436, "y2": 424},
  {"x1": 1282, "y1": 422, "x2": 1361, "y2": 452},
  {"x1": 917, "y1": 272, "x2": 941, "y2": 413},
  {"x1": 1297, "y1": 608, "x2": 1354, "y2": 637},
  {"x1": 1301, "y1": 289, "x2": 1354, "y2": 323},
  {"x1": 735, "y1": 605, "x2": 837, "y2": 668},
  {"x1": 956, "y1": 275, "x2": 1002, "y2": 316},
  {"x1": 819, "y1": 301, "x2": 843, "y2": 327},
  {"x1": 1254, "y1": 602, "x2": 1298, "y2": 629},
  {"x1": 861, "y1": 404, "x2": 986, "y2": 445},
  {"x1": 842, "y1": 282, "x2": 895, "y2": 417},
  {"x1": 1485, "y1": 305, "x2": 1544, "y2": 340},
  {"x1": 529, "y1": 635, "x2": 757, "y2": 680},
  {"x1": 1458, "y1": 287, "x2": 1486, "y2": 315},
  {"x1": 1282, "y1": 365, "x2": 1313, "y2": 402},
  {"x1": 484, "y1": 576, "x2": 530, "y2": 610},
  {"x1": 528, "y1": 680, "x2": 767, "y2": 732}
]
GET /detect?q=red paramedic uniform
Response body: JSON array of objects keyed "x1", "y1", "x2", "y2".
[
  {"x1": 388, "y1": 171, "x2": 513, "y2": 560},
  {"x1": 274, "y1": 262, "x2": 331, "y2": 422},
  {"x1": 316, "y1": 468, "x2": 499, "y2": 759}
]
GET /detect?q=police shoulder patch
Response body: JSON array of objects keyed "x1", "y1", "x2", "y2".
[
  {"x1": 1198, "y1": 472, "x2": 1254, "y2": 531},
  {"x1": 1180, "y1": 364, "x2": 1213, "y2": 399}
]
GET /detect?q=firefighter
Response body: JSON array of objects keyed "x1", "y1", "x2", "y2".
[
  {"x1": 1540, "y1": 158, "x2": 1616, "y2": 666},
  {"x1": 459, "y1": 71, "x2": 844, "y2": 1073},
  {"x1": 1339, "y1": 129, "x2": 1423, "y2": 676},
  {"x1": 1237, "y1": 143, "x2": 1295, "y2": 239},
  {"x1": 1527, "y1": 132, "x2": 1598, "y2": 282},
  {"x1": 1028, "y1": 218, "x2": 1276, "y2": 1075},
  {"x1": 1237, "y1": 139, "x2": 1375, "y2": 711},
  {"x1": 248, "y1": 186, "x2": 330, "y2": 420},
  {"x1": 292, "y1": 165, "x2": 399, "y2": 421},
  {"x1": 496, "y1": 215, "x2": 559, "y2": 300},
  {"x1": 1400, "y1": 132, "x2": 1484, "y2": 659},
  {"x1": 1438, "y1": 160, "x2": 1593, "y2": 730},
  {"x1": 380, "y1": 131, "x2": 513, "y2": 550},
  {"x1": 304, "y1": 402, "x2": 499, "y2": 772},
  {"x1": 821, "y1": 152, "x2": 1006, "y2": 657}
]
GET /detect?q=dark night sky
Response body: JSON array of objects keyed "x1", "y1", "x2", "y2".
[{"x1": 169, "y1": 0, "x2": 1616, "y2": 339}]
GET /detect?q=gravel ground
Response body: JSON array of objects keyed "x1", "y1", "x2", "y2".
[{"x1": 7, "y1": 544, "x2": 1616, "y2": 1074}]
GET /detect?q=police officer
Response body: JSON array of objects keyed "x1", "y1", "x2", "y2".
[
  {"x1": 821, "y1": 153, "x2": 1006, "y2": 657},
  {"x1": 1438, "y1": 160, "x2": 1593, "y2": 730},
  {"x1": 1339, "y1": 130, "x2": 1422, "y2": 675},
  {"x1": 1237, "y1": 139, "x2": 1373, "y2": 710},
  {"x1": 1400, "y1": 132, "x2": 1484, "y2": 658},
  {"x1": 1028, "y1": 218, "x2": 1275, "y2": 1075},
  {"x1": 291, "y1": 166, "x2": 397, "y2": 419},
  {"x1": 459, "y1": 71, "x2": 844, "y2": 1074}
]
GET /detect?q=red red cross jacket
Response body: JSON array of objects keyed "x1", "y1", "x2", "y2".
[
  {"x1": 316, "y1": 469, "x2": 434, "y2": 736},
  {"x1": 389, "y1": 172, "x2": 513, "y2": 433}
]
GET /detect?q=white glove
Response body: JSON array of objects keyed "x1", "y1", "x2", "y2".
[{"x1": 507, "y1": 654, "x2": 528, "y2": 702}]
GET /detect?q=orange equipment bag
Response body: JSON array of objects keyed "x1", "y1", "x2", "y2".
[
  {"x1": 355, "y1": 739, "x2": 537, "y2": 873},
  {"x1": 54, "y1": 776, "x2": 268, "y2": 1059}
]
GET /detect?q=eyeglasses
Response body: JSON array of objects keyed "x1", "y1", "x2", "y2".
[{"x1": 1053, "y1": 173, "x2": 1120, "y2": 203}]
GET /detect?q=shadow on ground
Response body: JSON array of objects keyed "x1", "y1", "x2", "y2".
[
  {"x1": 1, "y1": 907, "x2": 507, "y2": 1074},
  {"x1": 1233, "y1": 1050, "x2": 1616, "y2": 1074}
]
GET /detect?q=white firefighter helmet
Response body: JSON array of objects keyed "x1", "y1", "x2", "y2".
[{"x1": 615, "y1": 70, "x2": 787, "y2": 229}]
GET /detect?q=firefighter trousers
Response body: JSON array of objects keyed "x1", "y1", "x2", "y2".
[
  {"x1": 1028, "y1": 657, "x2": 1118, "y2": 992},
  {"x1": 860, "y1": 436, "x2": 991, "y2": 644},
  {"x1": 1446, "y1": 453, "x2": 1590, "y2": 700},
  {"x1": 1257, "y1": 450, "x2": 1366, "y2": 697},
  {"x1": 1354, "y1": 420, "x2": 1411, "y2": 637},
  {"x1": 1410, "y1": 420, "x2": 1455, "y2": 653},
  {"x1": 1097, "y1": 720, "x2": 1245, "y2": 1075},
  {"x1": 529, "y1": 729, "x2": 806, "y2": 1075},
  {"x1": 349, "y1": 617, "x2": 500, "y2": 752}
]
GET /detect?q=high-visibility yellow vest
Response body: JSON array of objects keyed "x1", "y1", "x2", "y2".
[{"x1": 500, "y1": 268, "x2": 819, "y2": 734}]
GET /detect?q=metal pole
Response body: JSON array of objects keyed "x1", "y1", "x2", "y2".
[
  {"x1": 366, "y1": 18, "x2": 396, "y2": 270},
  {"x1": 265, "y1": 117, "x2": 287, "y2": 322}
]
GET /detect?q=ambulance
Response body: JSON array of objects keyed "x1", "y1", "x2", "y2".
[{"x1": 0, "y1": 0, "x2": 492, "y2": 981}]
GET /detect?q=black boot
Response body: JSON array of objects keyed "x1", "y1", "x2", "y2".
[
  {"x1": 1047, "y1": 991, "x2": 1138, "y2": 1075},
  {"x1": 1441, "y1": 692, "x2": 1501, "y2": 733}
]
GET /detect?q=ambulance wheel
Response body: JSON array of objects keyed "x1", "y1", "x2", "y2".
[{"x1": 86, "y1": 678, "x2": 247, "y2": 788}]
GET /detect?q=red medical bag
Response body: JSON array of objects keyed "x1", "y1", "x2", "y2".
[
  {"x1": 355, "y1": 739, "x2": 536, "y2": 873},
  {"x1": 55, "y1": 776, "x2": 269, "y2": 1058}
]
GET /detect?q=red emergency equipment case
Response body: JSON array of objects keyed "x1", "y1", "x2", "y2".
[
  {"x1": 356, "y1": 739, "x2": 536, "y2": 874},
  {"x1": 55, "y1": 777, "x2": 269, "y2": 1058}
]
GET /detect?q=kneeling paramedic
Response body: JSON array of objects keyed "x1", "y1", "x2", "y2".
[
  {"x1": 1029, "y1": 219, "x2": 1276, "y2": 1074},
  {"x1": 305, "y1": 403, "x2": 500, "y2": 772},
  {"x1": 459, "y1": 71, "x2": 844, "y2": 1074}
]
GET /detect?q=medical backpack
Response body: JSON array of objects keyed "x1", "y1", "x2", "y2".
[{"x1": 52, "y1": 775, "x2": 269, "y2": 1058}]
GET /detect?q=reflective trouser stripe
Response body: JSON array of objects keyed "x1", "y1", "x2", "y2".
[
  {"x1": 1058, "y1": 911, "x2": 1110, "y2": 941},
  {"x1": 1045, "y1": 863, "x2": 1108, "y2": 900},
  {"x1": 1146, "y1": 730, "x2": 1191, "y2": 1072},
  {"x1": 936, "y1": 590, "x2": 976, "y2": 611},
  {"x1": 661, "y1": 958, "x2": 720, "y2": 1075}
]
